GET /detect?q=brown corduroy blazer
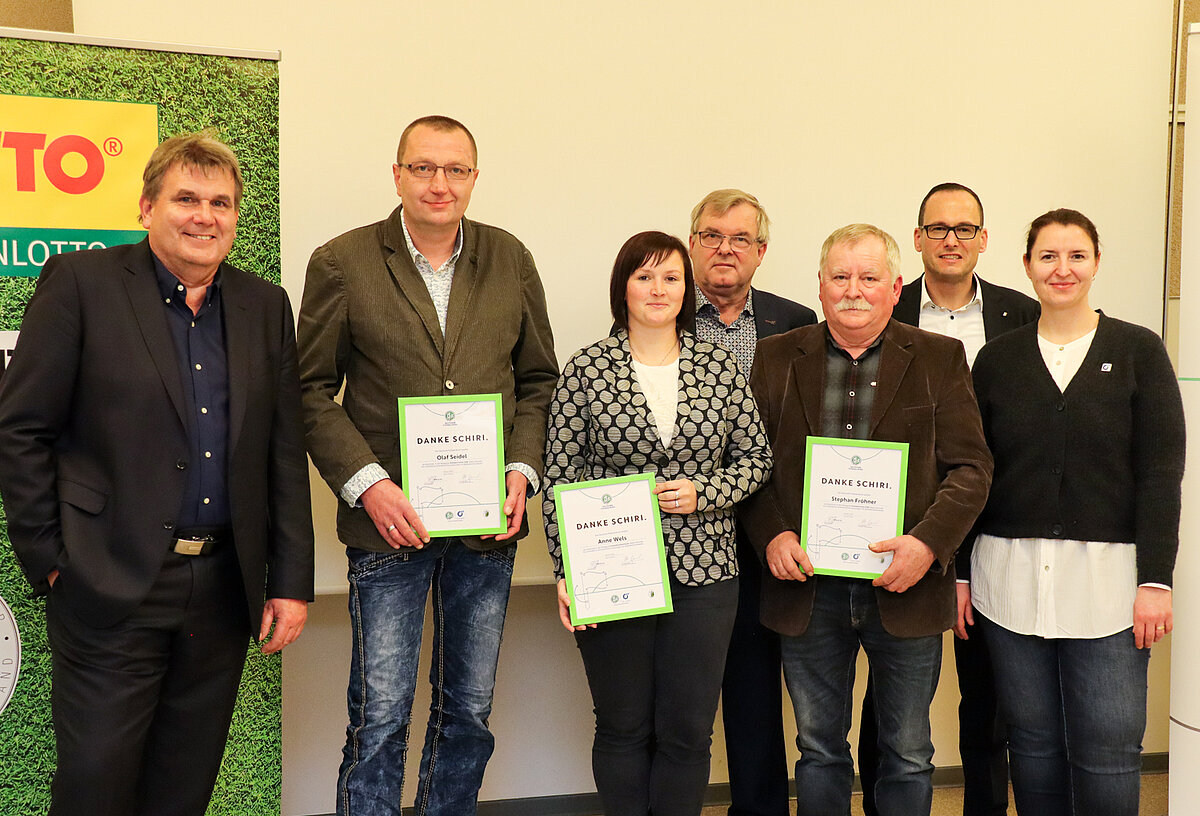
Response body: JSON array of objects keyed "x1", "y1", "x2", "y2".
[
  {"x1": 297, "y1": 206, "x2": 558, "y2": 553},
  {"x1": 739, "y1": 319, "x2": 993, "y2": 638}
]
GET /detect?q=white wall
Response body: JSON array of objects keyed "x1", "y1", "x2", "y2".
[{"x1": 65, "y1": 2, "x2": 1178, "y2": 812}]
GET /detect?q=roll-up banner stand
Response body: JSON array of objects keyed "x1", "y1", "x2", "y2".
[{"x1": 0, "y1": 27, "x2": 282, "y2": 815}]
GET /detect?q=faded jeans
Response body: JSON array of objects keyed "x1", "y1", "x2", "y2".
[
  {"x1": 336, "y1": 538, "x2": 516, "y2": 816},
  {"x1": 779, "y1": 577, "x2": 941, "y2": 816}
]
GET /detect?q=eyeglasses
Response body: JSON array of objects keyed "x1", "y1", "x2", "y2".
[
  {"x1": 400, "y1": 162, "x2": 476, "y2": 182},
  {"x1": 694, "y1": 231, "x2": 758, "y2": 252},
  {"x1": 921, "y1": 224, "x2": 981, "y2": 240}
]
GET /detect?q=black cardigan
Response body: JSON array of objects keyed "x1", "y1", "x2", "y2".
[{"x1": 969, "y1": 313, "x2": 1184, "y2": 587}]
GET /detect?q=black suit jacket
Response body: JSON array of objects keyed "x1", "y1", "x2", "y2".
[
  {"x1": 739, "y1": 287, "x2": 817, "y2": 340},
  {"x1": 894, "y1": 274, "x2": 1039, "y2": 340},
  {"x1": 0, "y1": 240, "x2": 314, "y2": 628}
]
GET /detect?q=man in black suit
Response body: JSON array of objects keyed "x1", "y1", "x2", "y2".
[
  {"x1": 687, "y1": 189, "x2": 816, "y2": 816},
  {"x1": 858, "y1": 182, "x2": 1038, "y2": 816},
  {"x1": 0, "y1": 133, "x2": 314, "y2": 816}
]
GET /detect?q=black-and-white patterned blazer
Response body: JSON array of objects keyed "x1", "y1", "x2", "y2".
[{"x1": 543, "y1": 330, "x2": 772, "y2": 586}]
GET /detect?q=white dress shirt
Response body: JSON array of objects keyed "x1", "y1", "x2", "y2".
[{"x1": 918, "y1": 277, "x2": 987, "y2": 368}]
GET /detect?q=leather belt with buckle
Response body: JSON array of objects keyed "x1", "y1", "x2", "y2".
[{"x1": 171, "y1": 534, "x2": 222, "y2": 556}]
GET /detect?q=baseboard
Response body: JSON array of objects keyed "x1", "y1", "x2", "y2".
[
  {"x1": 292, "y1": 754, "x2": 1174, "y2": 816},
  {"x1": 457, "y1": 752, "x2": 1170, "y2": 816}
]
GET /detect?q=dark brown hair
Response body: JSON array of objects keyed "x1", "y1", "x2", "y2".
[
  {"x1": 609, "y1": 231, "x2": 695, "y2": 333},
  {"x1": 1024, "y1": 208, "x2": 1100, "y2": 259},
  {"x1": 917, "y1": 182, "x2": 984, "y2": 226}
]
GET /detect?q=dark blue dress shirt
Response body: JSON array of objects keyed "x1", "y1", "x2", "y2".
[{"x1": 152, "y1": 254, "x2": 231, "y2": 531}]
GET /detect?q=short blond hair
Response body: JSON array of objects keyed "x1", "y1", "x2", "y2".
[
  {"x1": 139, "y1": 132, "x2": 242, "y2": 223},
  {"x1": 819, "y1": 223, "x2": 901, "y2": 281},
  {"x1": 689, "y1": 188, "x2": 770, "y2": 244}
]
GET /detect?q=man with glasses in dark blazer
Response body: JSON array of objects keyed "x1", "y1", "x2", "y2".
[
  {"x1": 687, "y1": 189, "x2": 815, "y2": 816},
  {"x1": 858, "y1": 183, "x2": 1038, "y2": 816}
]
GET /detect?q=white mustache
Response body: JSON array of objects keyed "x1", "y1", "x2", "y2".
[{"x1": 833, "y1": 298, "x2": 873, "y2": 312}]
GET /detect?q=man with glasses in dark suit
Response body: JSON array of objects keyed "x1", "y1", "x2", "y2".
[
  {"x1": 858, "y1": 183, "x2": 1038, "y2": 816},
  {"x1": 687, "y1": 189, "x2": 815, "y2": 816}
]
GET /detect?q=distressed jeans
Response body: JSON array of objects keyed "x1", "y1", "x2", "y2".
[
  {"x1": 336, "y1": 538, "x2": 516, "y2": 816},
  {"x1": 779, "y1": 577, "x2": 942, "y2": 816}
]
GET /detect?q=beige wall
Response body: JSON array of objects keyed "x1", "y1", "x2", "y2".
[{"x1": 14, "y1": 0, "x2": 1180, "y2": 811}]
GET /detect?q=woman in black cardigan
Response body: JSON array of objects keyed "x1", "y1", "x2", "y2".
[
  {"x1": 542, "y1": 231, "x2": 772, "y2": 816},
  {"x1": 967, "y1": 209, "x2": 1183, "y2": 816}
]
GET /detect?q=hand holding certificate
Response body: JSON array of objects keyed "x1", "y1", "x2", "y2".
[
  {"x1": 553, "y1": 473, "x2": 672, "y2": 626},
  {"x1": 397, "y1": 394, "x2": 507, "y2": 537},
  {"x1": 801, "y1": 436, "x2": 909, "y2": 579}
]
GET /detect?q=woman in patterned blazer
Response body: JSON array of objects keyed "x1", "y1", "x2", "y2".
[{"x1": 543, "y1": 231, "x2": 773, "y2": 816}]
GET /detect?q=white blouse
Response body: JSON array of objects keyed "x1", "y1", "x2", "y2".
[
  {"x1": 631, "y1": 359, "x2": 679, "y2": 447},
  {"x1": 971, "y1": 327, "x2": 1141, "y2": 638}
]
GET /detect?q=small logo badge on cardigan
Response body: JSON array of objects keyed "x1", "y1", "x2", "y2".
[{"x1": 1101, "y1": 363, "x2": 1113, "y2": 372}]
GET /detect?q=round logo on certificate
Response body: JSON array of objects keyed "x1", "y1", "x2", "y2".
[{"x1": 0, "y1": 593, "x2": 20, "y2": 716}]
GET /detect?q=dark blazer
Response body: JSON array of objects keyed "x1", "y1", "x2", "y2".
[
  {"x1": 298, "y1": 206, "x2": 558, "y2": 552},
  {"x1": 736, "y1": 287, "x2": 818, "y2": 338},
  {"x1": 0, "y1": 240, "x2": 315, "y2": 628},
  {"x1": 542, "y1": 331, "x2": 773, "y2": 585},
  {"x1": 740, "y1": 320, "x2": 993, "y2": 638},
  {"x1": 612, "y1": 285, "x2": 816, "y2": 341},
  {"x1": 895, "y1": 274, "x2": 1039, "y2": 340}
]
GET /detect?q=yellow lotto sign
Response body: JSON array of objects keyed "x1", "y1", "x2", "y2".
[{"x1": 0, "y1": 94, "x2": 157, "y2": 275}]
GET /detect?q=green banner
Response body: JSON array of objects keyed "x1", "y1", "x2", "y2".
[{"x1": 0, "y1": 227, "x2": 147, "y2": 276}]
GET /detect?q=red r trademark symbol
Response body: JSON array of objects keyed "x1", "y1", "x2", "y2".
[{"x1": 103, "y1": 137, "x2": 123, "y2": 156}]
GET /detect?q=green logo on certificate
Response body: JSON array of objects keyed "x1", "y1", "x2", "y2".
[
  {"x1": 851, "y1": 455, "x2": 862, "y2": 465},
  {"x1": 444, "y1": 410, "x2": 455, "y2": 420},
  {"x1": 602, "y1": 494, "x2": 612, "y2": 504}
]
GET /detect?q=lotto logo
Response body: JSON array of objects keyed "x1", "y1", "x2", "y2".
[
  {"x1": 1, "y1": 95, "x2": 157, "y2": 274},
  {"x1": 2, "y1": 131, "x2": 111, "y2": 194},
  {"x1": 0, "y1": 94, "x2": 157, "y2": 231}
]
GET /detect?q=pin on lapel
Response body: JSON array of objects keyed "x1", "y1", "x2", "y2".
[{"x1": 1101, "y1": 363, "x2": 1113, "y2": 372}]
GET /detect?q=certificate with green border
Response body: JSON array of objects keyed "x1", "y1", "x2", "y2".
[
  {"x1": 397, "y1": 393, "x2": 506, "y2": 537},
  {"x1": 554, "y1": 473, "x2": 672, "y2": 625},
  {"x1": 800, "y1": 436, "x2": 909, "y2": 579}
]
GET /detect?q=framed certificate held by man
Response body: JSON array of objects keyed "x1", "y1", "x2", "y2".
[
  {"x1": 553, "y1": 473, "x2": 672, "y2": 626},
  {"x1": 801, "y1": 436, "x2": 910, "y2": 579},
  {"x1": 397, "y1": 393, "x2": 506, "y2": 537}
]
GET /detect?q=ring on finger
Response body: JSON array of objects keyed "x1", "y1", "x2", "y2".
[{"x1": 387, "y1": 524, "x2": 397, "y2": 532}]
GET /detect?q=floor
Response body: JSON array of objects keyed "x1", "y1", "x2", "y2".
[{"x1": 697, "y1": 773, "x2": 1170, "y2": 815}]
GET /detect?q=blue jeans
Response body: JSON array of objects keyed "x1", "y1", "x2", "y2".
[
  {"x1": 779, "y1": 577, "x2": 941, "y2": 816},
  {"x1": 978, "y1": 614, "x2": 1149, "y2": 816},
  {"x1": 336, "y1": 539, "x2": 516, "y2": 816}
]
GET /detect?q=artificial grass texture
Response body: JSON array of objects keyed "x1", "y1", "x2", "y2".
[{"x1": 1, "y1": 36, "x2": 284, "y2": 815}]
